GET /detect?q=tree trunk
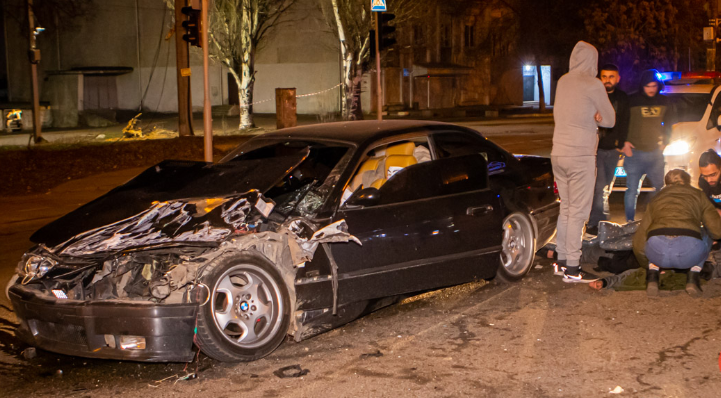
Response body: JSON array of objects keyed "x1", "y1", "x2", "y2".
[
  {"x1": 238, "y1": 48, "x2": 256, "y2": 129},
  {"x1": 340, "y1": 52, "x2": 352, "y2": 119},
  {"x1": 349, "y1": 66, "x2": 364, "y2": 120},
  {"x1": 536, "y1": 63, "x2": 546, "y2": 113}
]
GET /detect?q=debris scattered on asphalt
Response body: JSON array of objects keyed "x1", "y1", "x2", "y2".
[
  {"x1": 55, "y1": 369, "x2": 63, "y2": 377},
  {"x1": 609, "y1": 386, "x2": 624, "y2": 394},
  {"x1": 174, "y1": 373, "x2": 198, "y2": 384},
  {"x1": 359, "y1": 350, "x2": 383, "y2": 359},
  {"x1": 534, "y1": 264, "x2": 543, "y2": 269},
  {"x1": 22, "y1": 347, "x2": 37, "y2": 360},
  {"x1": 152, "y1": 374, "x2": 178, "y2": 385},
  {"x1": 273, "y1": 364, "x2": 310, "y2": 378}
]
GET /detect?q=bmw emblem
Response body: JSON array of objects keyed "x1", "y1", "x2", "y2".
[{"x1": 240, "y1": 301, "x2": 249, "y2": 312}]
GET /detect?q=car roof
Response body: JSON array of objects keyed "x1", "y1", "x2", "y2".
[{"x1": 258, "y1": 120, "x2": 461, "y2": 146}]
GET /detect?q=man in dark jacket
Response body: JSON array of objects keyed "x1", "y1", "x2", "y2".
[
  {"x1": 587, "y1": 64, "x2": 630, "y2": 235},
  {"x1": 698, "y1": 149, "x2": 721, "y2": 214},
  {"x1": 632, "y1": 169, "x2": 721, "y2": 297},
  {"x1": 623, "y1": 69, "x2": 675, "y2": 222}
]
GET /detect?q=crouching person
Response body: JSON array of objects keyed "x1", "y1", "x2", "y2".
[{"x1": 633, "y1": 169, "x2": 721, "y2": 297}]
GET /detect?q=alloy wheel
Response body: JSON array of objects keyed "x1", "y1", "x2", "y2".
[{"x1": 211, "y1": 263, "x2": 284, "y2": 349}]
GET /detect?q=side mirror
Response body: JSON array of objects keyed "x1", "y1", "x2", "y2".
[{"x1": 345, "y1": 187, "x2": 380, "y2": 207}]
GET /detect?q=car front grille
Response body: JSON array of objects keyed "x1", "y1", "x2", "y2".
[{"x1": 28, "y1": 319, "x2": 88, "y2": 347}]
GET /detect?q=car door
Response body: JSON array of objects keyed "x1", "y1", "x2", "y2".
[{"x1": 330, "y1": 154, "x2": 502, "y2": 304}]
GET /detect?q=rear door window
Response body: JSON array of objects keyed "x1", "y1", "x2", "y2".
[{"x1": 432, "y1": 131, "x2": 508, "y2": 175}]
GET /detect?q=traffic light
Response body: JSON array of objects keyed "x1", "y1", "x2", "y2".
[
  {"x1": 379, "y1": 13, "x2": 396, "y2": 50},
  {"x1": 181, "y1": 6, "x2": 202, "y2": 47}
]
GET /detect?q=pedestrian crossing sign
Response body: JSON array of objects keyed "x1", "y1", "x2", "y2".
[{"x1": 371, "y1": 0, "x2": 386, "y2": 12}]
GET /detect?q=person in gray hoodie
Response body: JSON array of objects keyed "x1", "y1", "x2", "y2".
[{"x1": 552, "y1": 41, "x2": 616, "y2": 282}]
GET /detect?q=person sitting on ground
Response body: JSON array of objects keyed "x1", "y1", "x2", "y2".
[{"x1": 631, "y1": 170, "x2": 721, "y2": 296}]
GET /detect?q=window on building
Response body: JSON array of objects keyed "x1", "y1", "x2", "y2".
[
  {"x1": 413, "y1": 25, "x2": 425, "y2": 44},
  {"x1": 464, "y1": 24, "x2": 475, "y2": 48},
  {"x1": 441, "y1": 25, "x2": 451, "y2": 48}
]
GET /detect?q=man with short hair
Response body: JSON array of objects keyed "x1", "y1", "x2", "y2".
[
  {"x1": 623, "y1": 69, "x2": 675, "y2": 222},
  {"x1": 587, "y1": 64, "x2": 630, "y2": 235},
  {"x1": 551, "y1": 41, "x2": 615, "y2": 282},
  {"x1": 698, "y1": 149, "x2": 721, "y2": 215}
]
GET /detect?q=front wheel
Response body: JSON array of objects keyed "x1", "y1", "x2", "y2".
[
  {"x1": 495, "y1": 213, "x2": 536, "y2": 283},
  {"x1": 195, "y1": 252, "x2": 291, "y2": 362}
]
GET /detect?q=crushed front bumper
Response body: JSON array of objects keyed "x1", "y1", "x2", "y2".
[{"x1": 9, "y1": 285, "x2": 198, "y2": 362}]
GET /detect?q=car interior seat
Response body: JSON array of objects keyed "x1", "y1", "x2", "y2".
[
  {"x1": 370, "y1": 154, "x2": 417, "y2": 189},
  {"x1": 349, "y1": 156, "x2": 384, "y2": 191}
]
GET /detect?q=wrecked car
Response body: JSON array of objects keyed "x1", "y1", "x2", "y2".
[{"x1": 8, "y1": 120, "x2": 559, "y2": 362}]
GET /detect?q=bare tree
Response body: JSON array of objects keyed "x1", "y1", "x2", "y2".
[
  {"x1": 167, "y1": 0, "x2": 296, "y2": 129},
  {"x1": 319, "y1": 0, "x2": 425, "y2": 120}
]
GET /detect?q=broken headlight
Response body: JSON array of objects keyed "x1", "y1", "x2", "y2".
[{"x1": 21, "y1": 255, "x2": 58, "y2": 284}]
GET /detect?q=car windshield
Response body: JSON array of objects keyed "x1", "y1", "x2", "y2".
[
  {"x1": 667, "y1": 93, "x2": 712, "y2": 123},
  {"x1": 225, "y1": 140, "x2": 350, "y2": 216}
]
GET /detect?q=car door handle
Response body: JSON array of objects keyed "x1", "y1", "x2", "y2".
[{"x1": 467, "y1": 204, "x2": 493, "y2": 216}]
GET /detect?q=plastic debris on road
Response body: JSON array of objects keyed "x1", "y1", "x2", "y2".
[
  {"x1": 609, "y1": 385, "x2": 624, "y2": 394},
  {"x1": 359, "y1": 350, "x2": 383, "y2": 359},
  {"x1": 274, "y1": 364, "x2": 310, "y2": 378}
]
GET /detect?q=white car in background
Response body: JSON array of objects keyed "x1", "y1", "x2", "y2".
[
  {"x1": 662, "y1": 72, "x2": 721, "y2": 185},
  {"x1": 613, "y1": 72, "x2": 721, "y2": 190}
]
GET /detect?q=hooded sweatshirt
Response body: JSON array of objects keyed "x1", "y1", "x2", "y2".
[
  {"x1": 552, "y1": 41, "x2": 615, "y2": 157},
  {"x1": 626, "y1": 70, "x2": 675, "y2": 152}
]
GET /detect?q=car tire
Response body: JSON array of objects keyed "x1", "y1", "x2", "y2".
[
  {"x1": 495, "y1": 213, "x2": 536, "y2": 283},
  {"x1": 195, "y1": 251, "x2": 291, "y2": 362}
]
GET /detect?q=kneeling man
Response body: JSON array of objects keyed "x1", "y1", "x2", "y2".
[{"x1": 633, "y1": 169, "x2": 721, "y2": 297}]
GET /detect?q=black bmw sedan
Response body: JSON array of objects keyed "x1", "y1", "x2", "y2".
[{"x1": 8, "y1": 120, "x2": 559, "y2": 362}]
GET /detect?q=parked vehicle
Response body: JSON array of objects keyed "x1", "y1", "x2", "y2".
[{"x1": 8, "y1": 120, "x2": 559, "y2": 363}]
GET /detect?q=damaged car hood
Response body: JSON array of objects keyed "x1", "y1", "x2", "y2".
[
  {"x1": 31, "y1": 151, "x2": 309, "y2": 247},
  {"x1": 53, "y1": 192, "x2": 273, "y2": 256}
]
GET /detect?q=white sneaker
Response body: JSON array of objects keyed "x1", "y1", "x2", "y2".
[{"x1": 562, "y1": 270, "x2": 599, "y2": 284}]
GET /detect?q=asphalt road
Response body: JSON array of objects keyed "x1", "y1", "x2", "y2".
[{"x1": 3, "y1": 123, "x2": 721, "y2": 397}]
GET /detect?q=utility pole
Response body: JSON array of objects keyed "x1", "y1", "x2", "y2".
[
  {"x1": 174, "y1": 0, "x2": 194, "y2": 136},
  {"x1": 709, "y1": 0, "x2": 719, "y2": 71},
  {"x1": 201, "y1": 0, "x2": 212, "y2": 162},
  {"x1": 374, "y1": 12, "x2": 382, "y2": 121},
  {"x1": 27, "y1": 0, "x2": 43, "y2": 143}
]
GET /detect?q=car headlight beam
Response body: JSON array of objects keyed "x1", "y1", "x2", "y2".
[{"x1": 664, "y1": 140, "x2": 691, "y2": 156}]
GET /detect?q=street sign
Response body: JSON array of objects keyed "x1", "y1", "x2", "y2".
[{"x1": 371, "y1": 0, "x2": 386, "y2": 12}]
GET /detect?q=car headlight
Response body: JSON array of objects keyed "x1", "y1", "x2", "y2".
[
  {"x1": 21, "y1": 255, "x2": 58, "y2": 284},
  {"x1": 664, "y1": 140, "x2": 691, "y2": 156}
]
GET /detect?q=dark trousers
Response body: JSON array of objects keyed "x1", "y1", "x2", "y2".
[
  {"x1": 589, "y1": 149, "x2": 621, "y2": 228},
  {"x1": 624, "y1": 149, "x2": 665, "y2": 221}
]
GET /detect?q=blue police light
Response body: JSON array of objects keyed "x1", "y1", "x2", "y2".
[{"x1": 657, "y1": 72, "x2": 681, "y2": 81}]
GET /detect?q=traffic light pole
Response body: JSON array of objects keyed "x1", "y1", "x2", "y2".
[
  {"x1": 201, "y1": 0, "x2": 212, "y2": 162},
  {"x1": 27, "y1": 0, "x2": 42, "y2": 143},
  {"x1": 174, "y1": 0, "x2": 194, "y2": 137},
  {"x1": 375, "y1": 12, "x2": 382, "y2": 121}
]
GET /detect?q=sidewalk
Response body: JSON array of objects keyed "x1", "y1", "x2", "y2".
[
  {"x1": 0, "y1": 113, "x2": 323, "y2": 147},
  {"x1": 1, "y1": 111, "x2": 554, "y2": 148}
]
